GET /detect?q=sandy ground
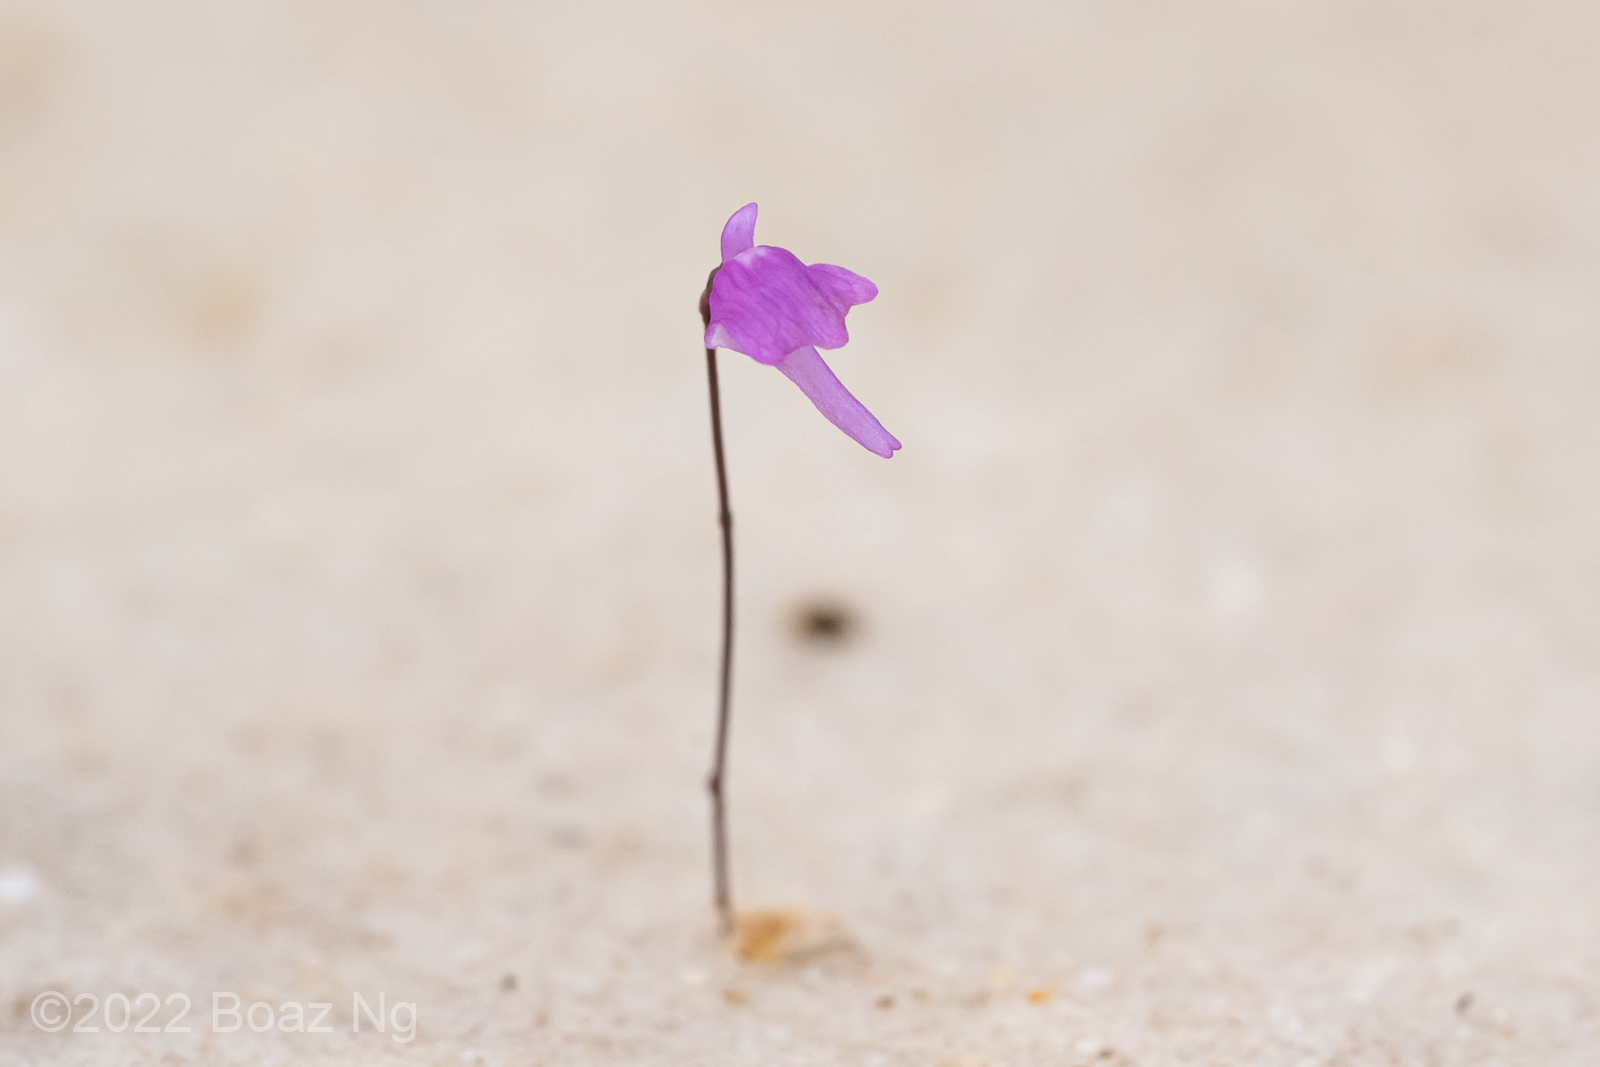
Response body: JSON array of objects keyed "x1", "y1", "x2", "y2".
[{"x1": 2, "y1": 1, "x2": 1599, "y2": 1063}]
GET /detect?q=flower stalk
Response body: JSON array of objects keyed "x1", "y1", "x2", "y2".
[{"x1": 700, "y1": 268, "x2": 736, "y2": 937}]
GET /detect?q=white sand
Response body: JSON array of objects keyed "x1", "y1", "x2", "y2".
[{"x1": 2, "y1": 1, "x2": 1598, "y2": 1063}]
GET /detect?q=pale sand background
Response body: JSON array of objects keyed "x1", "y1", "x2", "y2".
[{"x1": 2, "y1": 2, "x2": 1599, "y2": 1064}]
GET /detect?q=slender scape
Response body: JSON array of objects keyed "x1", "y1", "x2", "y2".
[{"x1": 700, "y1": 268, "x2": 736, "y2": 937}]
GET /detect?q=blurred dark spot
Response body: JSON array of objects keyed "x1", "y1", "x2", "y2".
[
  {"x1": 1456, "y1": 992, "x2": 1473, "y2": 1015},
  {"x1": 793, "y1": 600, "x2": 857, "y2": 646},
  {"x1": 501, "y1": 973, "x2": 517, "y2": 993}
]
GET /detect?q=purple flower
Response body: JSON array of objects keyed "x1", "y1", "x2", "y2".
[{"x1": 705, "y1": 203, "x2": 901, "y2": 458}]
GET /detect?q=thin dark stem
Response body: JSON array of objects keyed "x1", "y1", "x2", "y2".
[
  {"x1": 701, "y1": 272, "x2": 736, "y2": 938},
  {"x1": 705, "y1": 347, "x2": 735, "y2": 937}
]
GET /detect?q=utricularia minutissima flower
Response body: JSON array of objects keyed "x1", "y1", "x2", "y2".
[{"x1": 704, "y1": 203, "x2": 900, "y2": 458}]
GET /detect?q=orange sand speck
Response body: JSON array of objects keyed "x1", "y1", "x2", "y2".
[{"x1": 734, "y1": 908, "x2": 807, "y2": 962}]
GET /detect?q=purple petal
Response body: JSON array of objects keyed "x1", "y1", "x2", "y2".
[
  {"x1": 720, "y1": 203, "x2": 758, "y2": 262},
  {"x1": 808, "y1": 263, "x2": 878, "y2": 306},
  {"x1": 777, "y1": 346, "x2": 901, "y2": 458},
  {"x1": 707, "y1": 246, "x2": 859, "y2": 364}
]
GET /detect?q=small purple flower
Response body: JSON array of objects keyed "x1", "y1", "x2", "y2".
[{"x1": 704, "y1": 203, "x2": 901, "y2": 458}]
